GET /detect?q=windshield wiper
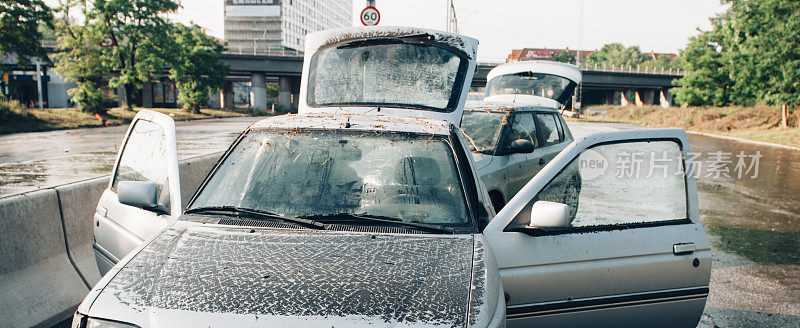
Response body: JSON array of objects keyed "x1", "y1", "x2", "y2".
[
  {"x1": 301, "y1": 213, "x2": 454, "y2": 234},
  {"x1": 185, "y1": 206, "x2": 325, "y2": 230}
]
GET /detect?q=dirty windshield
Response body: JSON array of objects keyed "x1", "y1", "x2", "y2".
[
  {"x1": 460, "y1": 111, "x2": 506, "y2": 154},
  {"x1": 487, "y1": 72, "x2": 575, "y2": 103},
  {"x1": 307, "y1": 40, "x2": 465, "y2": 111},
  {"x1": 190, "y1": 129, "x2": 470, "y2": 225}
]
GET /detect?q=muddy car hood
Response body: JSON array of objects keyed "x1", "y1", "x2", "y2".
[{"x1": 85, "y1": 224, "x2": 482, "y2": 328}]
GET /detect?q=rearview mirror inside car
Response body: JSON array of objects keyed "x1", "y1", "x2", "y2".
[
  {"x1": 528, "y1": 201, "x2": 570, "y2": 228},
  {"x1": 118, "y1": 181, "x2": 168, "y2": 215},
  {"x1": 510, "y1": 139, "x2": 535, "y2": 154}
]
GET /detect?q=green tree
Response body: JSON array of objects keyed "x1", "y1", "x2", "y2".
[
  {"x1": 675, "y1": 0, "x2": 800, "y2": 108},
  {"x1": 94, "y1": 0, "x2": 179, "y2": 110},
  {"x1": 52, "y1": 0, "x2": 110, "y2": 113},
  {"x1": 641, "y1": 54, "x2": 678, "y2": 70},
  {"x1": 551, "y1": 50, "x2": 576, "y2": 64},
  {"x1": 725, "y1": 0, "x2": 800, "y2": 107},
  {"x1": 584, "y1": 43, "x2": 647, "y2": 68},
  {"x1": 672, "y1": 21, "x2": 735, "y2": 106},
  {"x1": 167, "y1": 24, "x2": 229, "y2": 113},
  {"x1": 0, "y1": 0, "x2": 54, "y2": 68},
  {"x1": 266, "y1": 82, "x2": 278, "y2": 99}
]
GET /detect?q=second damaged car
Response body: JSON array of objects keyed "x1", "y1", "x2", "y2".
[{"x1": 75, "y1": 27, "x2": 711, "y2": 328}]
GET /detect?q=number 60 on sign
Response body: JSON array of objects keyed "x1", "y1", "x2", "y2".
[{"x1": 361, "y1": 6, "x2": 380, "y2": 26}]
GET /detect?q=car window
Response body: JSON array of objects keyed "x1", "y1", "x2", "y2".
[
  {"x1": 112, "y1": 119, "x2": 170, "y2": 206},
  {"x1": 460, "y1": 111, "x2": 507, "y2": 153},
  {"x1": 307, "y1": 41, "x2": 466, "y2": 112},
  {"x1": 191, "y1": 129, "x2": 471, "y2": 225},
  {"x1": 506, "y1": 113, "x2": 538, "y2": 148},
  {"x1": 486, "y1": 72, "x2": 575, "y2": 104},
  {"x1": 510, "y1": 140, "x2": 687, "y2": 229},
  {"x1": 536, "y1": 113, "x2": 562, "y2": 146}
]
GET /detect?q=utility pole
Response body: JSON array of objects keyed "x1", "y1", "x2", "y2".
[
  {"x1": 445, "y1": 0, "x2": 457, "y2": 33},
  {"x1": 576, "y1": 0, "x2": 584, "y2": 67},
  {"x1": 445, "y1": 0, "x2": 450, "y2": 32},
  {"x1": 35, "y1": 61, "x2": 44, "y2": 110},
  {"x1": 573, "y1": 0, "x2": 585, "y2": 112}
]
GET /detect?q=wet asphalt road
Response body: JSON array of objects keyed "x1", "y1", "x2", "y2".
[
  {"x1": 0, "y1": 116, "x2": 265, "y2": 196},
  {"x1": 3, "y1": 118, "x2": 797, "y2": 327}
]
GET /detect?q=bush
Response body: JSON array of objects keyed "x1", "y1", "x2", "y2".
[
  {"x1": 67, "y1": 82, "x2": 108, "y2": 115},
  {"x1": 0, "y1": 99, "x2": 47, "y2": 134},
  {"x1": 0, "y1": 99, "x2": 31, "y2": 119}
]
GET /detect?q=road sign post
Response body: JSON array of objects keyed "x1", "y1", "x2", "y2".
[{"x1": 360, "y1": 6, "x2": 380, "y2": 26}]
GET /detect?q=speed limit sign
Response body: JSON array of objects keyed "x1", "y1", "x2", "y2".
[{"x1": 360, "y1": 6, "x2": 380, "y2": 26}]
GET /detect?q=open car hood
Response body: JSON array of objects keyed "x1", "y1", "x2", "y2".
[
  {"x1": 87, "y1": 225, "x2": 478, "y2": 327},
  {"x1": 484, "y1": 61, "x2": 581, "y2": 108},
  {"x1": 298, "y1": 26, "x2": 478, "y2": 125}
]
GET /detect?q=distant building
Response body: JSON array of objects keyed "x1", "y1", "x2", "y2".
[
  {"x1": 506, "y1": 48, "x2": 592, "y2": 63},
  {"x1": 224, "y1": 0, "x2": 353, "y2": 53},
  {"x1": 506, "y1": 47, "x2": 676, "y2": 64}
]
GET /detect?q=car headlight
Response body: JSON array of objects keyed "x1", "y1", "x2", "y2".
[
  {"x1": 71, "y1": 313, "x2": 138, "y2": 328},
  {"x1": 86, "y1": 318, "x2": 139, "y2": 328}
]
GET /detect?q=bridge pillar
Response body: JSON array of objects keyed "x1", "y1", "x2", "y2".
[
  {"x1": 621, "y1": 90, "x2": 632, "y2": 106},
  {"x1": 659, "y1": 89, "x2": 673, "y2": 108},
  {"x1": 291, "y1": 77, "x2": 301, "y2": 111},
  {"x1": 206, "y1": 89, "x2": 221, "y2": 109},
  {"x1": 221, "y1": 81, "x2": 234, "y2": 109},
  {"x1": 645, "y1": 89, "x2": 655, "y2": 105},
  {"x1": 278, "y1": 76, "x2": 291, "y2": 110},
  {"x1": 605, "y1": 91, "x2": 615, "y2": 105},
  {"x1": 251, "y1": 73, "x2": 267, "y2": 110}
]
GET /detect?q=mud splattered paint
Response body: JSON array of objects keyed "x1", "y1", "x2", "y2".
[{"x1": 103, "y1": 226, "x2": 476, "y2": 327}]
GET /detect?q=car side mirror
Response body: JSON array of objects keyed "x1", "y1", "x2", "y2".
[
  {"x1": 528, "y1": 201, "x2": 570, "y2": 228},
  {"x1": 510, "y1": 139, "x2": 535, "y2": 154},
  {"x1": 118, "y1": 181, "x2": 168, "y2": 215}
]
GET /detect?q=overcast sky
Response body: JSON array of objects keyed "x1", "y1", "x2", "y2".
[{"x1": 50, "y1": 0, "x2": 728, "y2": 62}]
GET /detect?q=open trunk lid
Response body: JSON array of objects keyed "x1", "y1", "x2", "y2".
[{"x1": 298, "y1": 26, "x2": 478, "y2": 125}]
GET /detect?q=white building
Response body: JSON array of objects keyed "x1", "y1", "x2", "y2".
[{"x1": 224, "y1": 0, "x2": 353, "y2": 53}]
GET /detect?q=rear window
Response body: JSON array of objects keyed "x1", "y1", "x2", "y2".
[{"x1": 307, "y1": 40, "x2": 468, "y2": 112}]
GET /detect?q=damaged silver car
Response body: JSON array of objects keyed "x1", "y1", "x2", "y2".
[{"x1": 76, "y1": 27, "x2": 711, "y2": 328}]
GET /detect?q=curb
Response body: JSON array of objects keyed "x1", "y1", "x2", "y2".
[{"x1": 687, "y1": 130, "x2": 800, "y2": 152}]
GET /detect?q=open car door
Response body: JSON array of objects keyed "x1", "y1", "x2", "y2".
[
  {"x1": 93, "y1": 110, "x2": 180, "y2": 275},
  {"x1": 485, "y1": 128, "x2": 711, "y2": 328}
]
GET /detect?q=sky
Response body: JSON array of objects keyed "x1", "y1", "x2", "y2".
[{"x1": 49, "y1": 0, "x2": 729, "y2": 62}]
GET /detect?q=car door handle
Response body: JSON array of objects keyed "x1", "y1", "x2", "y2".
[
  {"x1": 673, "y1": 243, "x2": 695, "y2": 255},
  {"x1": 538, "y1": 158, "x2": 546, "y2": 166}
]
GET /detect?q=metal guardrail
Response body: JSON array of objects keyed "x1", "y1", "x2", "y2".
[
  {"x1": 579, "y1": 63, "x2": 686, "y2": 76},
  {"x1": 477, "y1": 61, "x2": 687, "y2": 77},
  {"x1": 224, "y1": 45, "x2": 303, "y2": 57}
]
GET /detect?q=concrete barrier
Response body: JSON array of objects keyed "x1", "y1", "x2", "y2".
[
  {"x1": 178, "y1": 153, "x2": 222, "y2": 210},
  {"x1": 0, "y1": 189, "x2": 89, "y2": 328},
  {"x1": 0, "y1": 152, "x2": 222, "y2": 328},
  {"x1": 56, "y1": 177, "x2": 110, "y2": 288}
]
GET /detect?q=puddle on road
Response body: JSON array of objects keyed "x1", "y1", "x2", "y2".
[
  {"x1": 0, "y1": 133, "x2": 242, "y2": 197},
  {"x1": 0, "y1": 151, "x2": 117, "y2": 195},
  {"x1": 689, "y1": 134, "x2": 800, "y2": 326}
]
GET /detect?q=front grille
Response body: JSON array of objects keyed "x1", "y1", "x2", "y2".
[{"x1": 216, "y1": 218, "x2": 425, "y2": 234}]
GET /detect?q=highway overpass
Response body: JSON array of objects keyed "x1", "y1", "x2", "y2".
[{"x1": 219, "y1": 54, "x2": 686, "y2": 110}]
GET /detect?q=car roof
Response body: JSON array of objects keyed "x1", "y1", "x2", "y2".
[
  {"x1": 249, "y1": 113, "x2": 452, "y2": 136},
  {"x1": 463, "y1": 101, "x2": 562, "y2": 113}
]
